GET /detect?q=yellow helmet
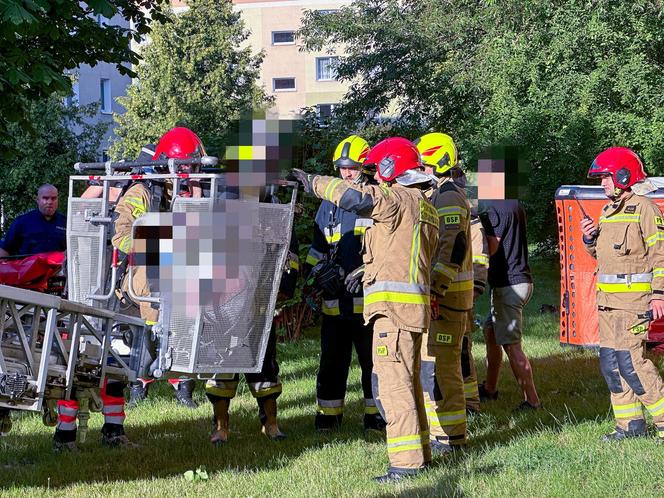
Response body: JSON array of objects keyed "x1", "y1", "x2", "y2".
[
  {"x1": 333, "y1": 135, "x2": 370, "y2": 168},
  {"x1": 413, "y1": 132, "x2": 458, "y2": 175}
]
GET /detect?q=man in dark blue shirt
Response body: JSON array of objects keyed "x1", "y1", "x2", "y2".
[{"x1": 0, "y1": 184, "x2": 66, "y2": 257}]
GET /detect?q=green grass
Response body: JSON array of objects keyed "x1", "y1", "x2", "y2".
[{"x1": 2, "y1": 256, "x2": 664, "y2": 497}]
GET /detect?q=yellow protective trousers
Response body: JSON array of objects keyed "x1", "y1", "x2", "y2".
[
  {"x1": 598, "y1": 308, "x2": 664, "y2": 431},
  {"x1": 462, "y1": 310, "x2": 480, "y2": 411},
  {"x1": 371, "y1": 317, "x2": 430, "y2": 470},
  {"x1": 420, "y1": 308, "x2": 468, "y2": 446}
]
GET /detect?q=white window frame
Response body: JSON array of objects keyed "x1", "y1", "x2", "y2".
[
  {"x1": 100, "y1": 78, "x2": 112, "y2": 114},
  {"x1": 271, "y1": 31, "x2": 296, "y2": 45},
  {"x1": 316, "y1": 57, "x2": 338, "y2": 82},
  {"x1": 272, "y1": 77, "x2": 296, "y2": 92},
  {"x1": 316, "y1": 103, "x2": 337, "y2": 119}
]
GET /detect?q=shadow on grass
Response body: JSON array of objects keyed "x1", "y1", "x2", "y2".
[{"x1": 0, "y1": 348, "x2": 611, "y2": 492}]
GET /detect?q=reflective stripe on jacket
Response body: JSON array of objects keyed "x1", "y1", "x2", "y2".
[{"x1": 584, "y1": 191, "x2": 664, "y2": 310}]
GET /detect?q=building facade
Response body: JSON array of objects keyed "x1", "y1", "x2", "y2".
[{"x1": 173, "y1": 0, "x2": 351, "y2": 118}]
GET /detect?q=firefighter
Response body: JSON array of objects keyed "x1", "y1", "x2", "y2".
[
  {"x1": 114, "y1": 128, "x2": 204, "y2": 409},
  {"x1": 465, "y1": 206, "x2": 488, "y2": 413},
  {"x1": 581, "y1": 147, "x2": 664, "y2": 442},
  {"x1": 414, "y1": 133, "x2": 472, "y2": 453},
  {"x1": 292, "y1": 136, "x2": 439, "y2": 483},
  {"x1": 205, "y1": 188, "x2": 299, "y2": 444},
  {"x1": 305, "y1": 135, "x2": 385, "y2": 432}
]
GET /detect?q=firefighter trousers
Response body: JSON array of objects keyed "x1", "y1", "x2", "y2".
[
  {"x1": 598, "y1": 308, "x2": 664, "y2": 431},
  {"x1": 205, "y1": 324, "x2": 281, "y2": 404},
  {"x1": 123, "y1": 265, "x2": 159, "y2": 324},
  {"x1": 316, "y1": 314, "x2": 377, "y2": 427},
  {"x1": 372, "y1": 316, "x2": 430, "y2": 471},
  {"x1": 462, "y1": 310, "x2": 480, "y2": 411},
  {"x1": 421, "y1": 308, "x2": 468, "y2": 446}
]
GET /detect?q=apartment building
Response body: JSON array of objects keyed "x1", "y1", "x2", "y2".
[
  {"x1": 65, "y1": 12, "x2": 132, "y2": 160},
  {"x1": 172, "y1": 0, "x2": 352, "y2": 118}
]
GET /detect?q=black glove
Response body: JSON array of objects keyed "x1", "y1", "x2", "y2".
[
  {"x1": 290, "y1": 168, "x2": 317, "y2": 194},
  {"x1": 311, "y1": 260, "x2": 345, "y2": 297},
  {"x1": 345, "y1": 265, "x2": 365, "y2": 294}
]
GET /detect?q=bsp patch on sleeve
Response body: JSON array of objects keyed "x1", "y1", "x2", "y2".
[
  {"x1": 624, "y1": 205, "x2": 637, "y2": 214},
  {"x1": 376, "y1": 345, "x2": 388, "y2": 356}
]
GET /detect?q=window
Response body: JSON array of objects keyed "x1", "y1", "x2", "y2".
[
  {"x1": 101, "y1": 150, "x2": 110, "y2": 162},
  {"x1": 100, "y1": 78, "x2": 112, "y2": 113},
  {"x1": 317, "y1": 9, "x2": 338, "y2": 15},
  {"x1": 272, "y1": 31, "x2": 295, "y2": 45},
  {"x1": 316, "y1": 57, "x2": 338, "y2": 81},
  {"x1": 64, "y1": 82, "x2": 79, "y2": 107},
  {"x1": 273, "y1": 77, "x2": 296, "y2": 92},
  {"x1": 317, "y1": 103, "x2": 336, "y2": 119}
]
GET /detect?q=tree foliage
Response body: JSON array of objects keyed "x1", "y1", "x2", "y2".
[
  {"x1": 0, "y1": 0, "x2": 168, "y2": 157},
  {"x1": 299, "y1": 0, "x2": 664, "y2": 245},
  {"x1": 0, "y1": 97, "x2": 107, "y2": 234},
  {"x1": 111, "y1": 0, "x2": 271, "y2": 159}
]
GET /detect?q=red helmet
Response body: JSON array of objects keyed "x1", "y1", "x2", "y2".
[
  {"x1": 588, "y1": 147, "x2": 646, "y2": 189},
  {"x1": 153, "y1": 127, "x2": 206, "y2": 160},
  {"x1": 365, "y1": 137, "x2": 422, "y2": 182}
]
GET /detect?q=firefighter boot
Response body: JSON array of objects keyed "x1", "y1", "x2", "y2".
[
  {"x1": 374, "y1": 468, "x2": 421, "y2": 483},
  {"x1": 602, "y1": 419, "x2": 647, "y2": 442},
  {"x1": 0, "y1": 408, "x2": 11, "y2": 436},
  {"x1": 127, "y1": 381, "x2": 149, "y2": 408},
  {"x1": 259, "y1": 397, "x2": 286, "y2": 440},
  {"x1": 174, "y1": 379, "x2": 198, "y2": 409},
  {"x1": 211, "y1": 398, "x2": 230, "y2": 445},
  {"x1": 101, "y1": 424, "x2": 138, "y2": 448},
  {"x1": 363, "y1": 412, "x2": 387, "y2": 432},
  {"x1": 53, "y1": 429, "x2": 79, "y2": 453}
]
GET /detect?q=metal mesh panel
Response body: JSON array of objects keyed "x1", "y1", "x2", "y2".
[
  {"x1": 67, "y1": 199, "x2": 105, "y2": 306},
  {"x1": 172, "y1": 198, "x2": 213, "y2": 213},
  {"x1": 192, "y1": 202, "x2": 292, "y2": 373},
  {"x1": 165, "y1": 200, "x2": 293, "y2": 374}
]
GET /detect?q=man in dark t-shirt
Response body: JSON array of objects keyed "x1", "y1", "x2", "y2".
[
  {"x1": 478, "y1": 200, "x2": 540, "y2": 410},
  {"x1": 0, "y1": 184, "x2": 66, "y2": 257}
]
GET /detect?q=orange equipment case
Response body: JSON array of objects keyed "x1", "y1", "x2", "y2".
[{"x1": 556, "y1": 184, "x2": 664, "y2": 351}]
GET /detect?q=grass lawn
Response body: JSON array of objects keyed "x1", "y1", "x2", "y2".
[{"x1": 2, "y1": 256, "x2": 664, "y2": 497}]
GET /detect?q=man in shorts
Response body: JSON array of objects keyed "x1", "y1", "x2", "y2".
[{"x1": 478, "y1": 200, "x2": 540, "y2": 410}]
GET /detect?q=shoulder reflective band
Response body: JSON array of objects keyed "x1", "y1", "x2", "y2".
[
  {"x1": 365, "y1": 281, "x2": 430, "y2": 306},
  {"x1": 599, "y1": 214, "x2": 641, "y2": 223}
]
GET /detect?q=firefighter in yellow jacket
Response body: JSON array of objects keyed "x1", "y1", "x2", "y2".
[
  {"x1": 292, "y1": 137, "x2": 439, "y2": 482},
  {"x1": 415, "y1": 133, "x2": 472, "y2": 453},
  {"x1": 581, "y1": 147, "x2": 664, "y2": 442}
]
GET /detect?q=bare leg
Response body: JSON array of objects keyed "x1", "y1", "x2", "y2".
[
  {"x1": 483, "y1": 323, "x2": 502, "y2": 393},
  {"x1": 503, "y1": 342, "x2": 539, "y2": 406}
]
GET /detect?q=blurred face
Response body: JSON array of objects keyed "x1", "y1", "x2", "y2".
[
  {"x1": 339, "y1": 167, "x2": 361, "y2": 182},
  {"x1": 37, "y1": 186, "x2": 58, "y2": 219},
  {"x1": 600, "y1": 174, "x2": 616, "y2": 198},
  {"x1": 477, "y1": 171, "x2": 505, "y2": 200},
  {"x1": 423, "y1": 165, "x2": 434, "y2": 176}
]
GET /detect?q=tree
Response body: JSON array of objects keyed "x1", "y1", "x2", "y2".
[
  {"x1": 111, "y1": 0, "x2": 270, "y2": 159},
  {"x1": 299, "y1": 0, "x2": 664, "y2": 246},
  {"x1": 0, "y1": 96, "x2": 107, "y2": 234},
  {"x1": 0, "y1": 0, "x2": 168, "y2": 157}
]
